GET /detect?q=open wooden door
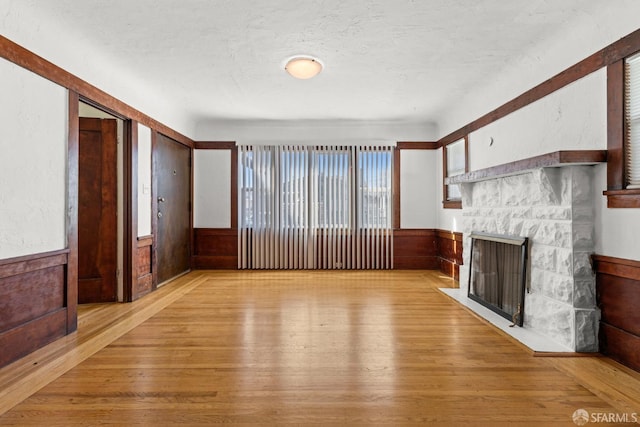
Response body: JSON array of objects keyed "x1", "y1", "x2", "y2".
[
  {"x1": 78, "y1": 117, "x2": 118, "y2": 303},
  {"x1": 155, "y1": 133, "x2": 191, "y2": 285}
]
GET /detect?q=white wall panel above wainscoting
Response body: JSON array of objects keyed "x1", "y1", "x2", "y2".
[
  {"x1": 400, "y1": 149, "x2": 438, "y2": 228},
  {"x1": 194, "y1": 149, "x2": 231, "y2": 228},
  {"x1": 468, "y1": 70, "x2": 607, "y2": 171},
  {"x1": 0, "y1": 58, "x2": 68, "y2": 259}
]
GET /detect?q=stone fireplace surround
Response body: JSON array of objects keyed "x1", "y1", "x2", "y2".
[{"x1": 441, "y1": 151, "x2": 607, "y2": 352}]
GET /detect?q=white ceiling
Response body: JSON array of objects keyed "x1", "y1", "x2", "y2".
[{"x1": 27, "y1": 0, "x2": 601, "y2": 126}]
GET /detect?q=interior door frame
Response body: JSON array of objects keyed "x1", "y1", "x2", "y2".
[{"x1": 73, "y1": 94, "x2": 138, "y2": 303}]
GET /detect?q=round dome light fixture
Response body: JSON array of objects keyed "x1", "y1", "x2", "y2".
[{"x1": 284, "y1": 56, "x2": 323, "y2": 79}]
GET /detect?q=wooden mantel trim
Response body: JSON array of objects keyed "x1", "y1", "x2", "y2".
[{"x1": 446, "y1": 150, "x2": 607, "y2": 185}]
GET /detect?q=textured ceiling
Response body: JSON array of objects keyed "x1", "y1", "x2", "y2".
[{"x1": 25, "y1": 0, "x2": 600, "y2": 124}]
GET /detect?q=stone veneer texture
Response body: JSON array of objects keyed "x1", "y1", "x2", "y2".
[{"x1": 460, "y1": 166, "x2": 599, "y2": 351}]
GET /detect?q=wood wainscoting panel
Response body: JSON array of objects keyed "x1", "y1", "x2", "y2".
[
  {"x1": 192, "y1": 228, "x2": 238, "y2": 269},
  {"x1": 393, "y1": 229, "x2": 438, "y2": 269},
  {"x1": 0, "y1": 250, "x2": 69, "y2": 368},
  {"x1": 593, "y1": 254, "x2": 640, "y2": 372},
  {"x1": 437, "y1": 229, "x2": 463, "y2": 280},
  {"x1": 133, "y1": 236, "x2": 154, "y2": 300}
]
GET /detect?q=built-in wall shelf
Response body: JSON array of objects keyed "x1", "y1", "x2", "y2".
[{"x1": 446, "y1": 150, "x2": 607, "y2": 185}]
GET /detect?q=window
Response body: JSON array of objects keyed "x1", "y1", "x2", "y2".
[
  {"x1": 605, "y1": 51, "x2": 640, "y2": 207},
  {"x1": 625, "y1": 52, "x2": 640, "y2": 189},
  {"x1": 443, "y1": 136, "x2": 468, "y2": 209},
  {"x1": 358, "y1": 150, "x2": 393, "y2": 228},
  {"x1": 237, "y1": 144, "x2": 394, "y2": 269}
]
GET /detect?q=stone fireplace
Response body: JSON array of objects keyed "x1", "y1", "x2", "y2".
[{"x1": 442, "y1": 151, "x2": 607, "y2": 352}]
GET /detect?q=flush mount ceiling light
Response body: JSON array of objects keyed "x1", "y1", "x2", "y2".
[{"x1": 284, "y1": 56, "x2": 323, "y2": 79}]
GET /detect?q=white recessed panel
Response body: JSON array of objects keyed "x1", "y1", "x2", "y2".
[{"x1": 194, "y1": 150, "x2": 231, "y2": 228}]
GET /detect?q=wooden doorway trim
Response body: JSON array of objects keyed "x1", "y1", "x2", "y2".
[
  {"x1": 76, "y1": 95, "x2": 138, "y2": 303},
  {"x1": 123, "y1": 120, "x2": 137, "y2": 302},
  {"x1": 67, "y1": 91, "x2": 79, "y2": 332}
]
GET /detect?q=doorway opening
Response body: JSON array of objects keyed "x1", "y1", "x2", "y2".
[{"x1": 78, "y1": 101, "x2": 125, "y2": 303}]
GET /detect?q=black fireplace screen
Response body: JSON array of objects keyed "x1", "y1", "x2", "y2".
[{"x1": 468, "y1": 232, "x2": 528, "y2": 327}]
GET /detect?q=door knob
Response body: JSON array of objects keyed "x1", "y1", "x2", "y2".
[{"x1": 158, "y1": 197, "x2": 166, "y2": 203}]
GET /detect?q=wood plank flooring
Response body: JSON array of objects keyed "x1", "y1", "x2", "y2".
[{"x1": 0, "y1": 270, "x2": 639, "y2": 425}]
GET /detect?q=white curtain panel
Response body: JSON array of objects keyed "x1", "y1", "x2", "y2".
[{"x1": 238, "y1": 144, "x2": 394, "y2": 269}]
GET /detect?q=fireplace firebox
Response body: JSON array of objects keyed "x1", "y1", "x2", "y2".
[{"x1": 468, "y1": 232, "x2": 528, "y2": 327}]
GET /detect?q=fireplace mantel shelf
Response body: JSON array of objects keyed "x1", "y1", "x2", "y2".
[{"x1": 446, "y1": 150, "x2": 607, "y2": 185}]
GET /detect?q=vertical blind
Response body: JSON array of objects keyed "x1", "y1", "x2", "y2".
[
  {"x1": 238, "y1": 144, "x2": 394, "y2": 269},
  {"x1": 626, "y1": 52, "x2": 640, "y2": 189}
]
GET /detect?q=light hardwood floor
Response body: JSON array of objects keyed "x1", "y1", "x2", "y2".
[{"x1": 0, "y1": 270, "x2": 639, "y2": 426}]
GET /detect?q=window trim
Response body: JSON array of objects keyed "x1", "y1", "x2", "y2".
[
  {"x1": 605, "y1": 56, "x2": 640, "y2": 208},
  {"x1": 442, "y1": 136, "x2": 469, "y2": 209}
]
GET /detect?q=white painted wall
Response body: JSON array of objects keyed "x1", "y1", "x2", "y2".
[
  {"x1": 400, "y1": 150, "x2": 437, "y2": 228},
  {"x1": 194, "y1": 150, "x2": 232, "y2": 228},
  {"x1": 437, "y1": 1, "x2": 640, "y2": 138},
  {"x1": 593, "y1": 165, "x2": 640, "y2": 260},
  {"x1": 468, "y1": 70, "x2": 607, "y2": 170},
  {"x1": 137, "y1": 124, "x2": 152, "y2": 237},
  {"x1": 0, "y1": 0, "x2": 194, "y2": 137},
  {"x1": 195, "y1": 120, "x2": 439, "y2": 230},
  {"x1": 0, "y1": 58, "x2": 67, "y2": 259},
  {"x1": 436, "y1": 32, "x2": 640, "y2": 261},
  {"x1": 194, "y1": 119, "x2": 438, "y2": 144}
]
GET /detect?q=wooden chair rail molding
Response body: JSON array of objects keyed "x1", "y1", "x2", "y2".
[{"x1": 592, "y1": 254, "x2": 640, "y2": 280}]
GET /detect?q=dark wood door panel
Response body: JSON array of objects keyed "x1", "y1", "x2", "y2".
[
  {"x1": 78, "y1": 117, "x2": 117, "y2": 303},
  {"x1": 155, "y1": 134, "x2": 191, "y2": 284}
]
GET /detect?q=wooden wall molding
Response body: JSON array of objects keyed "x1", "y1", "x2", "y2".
[
  {"x1": 0, "y1": 249, "x2": 69, "y2": 279},
  {"x1": 0, "y1": 249, "x2": 70, "y2": 368},
  {"x1": 592, "y1": 255, "x2": 640, "y2": 281},
  {"x1": 194, "y1": 141, "x2": 236, "y2": 150},
  {"x1": 123, "y1": 120, "x2": 138, "y2": 302},
  {"x1": 606, "y1": 60, "x2": 625, "y2": 192},
  {"x1": 66, "y1": 91, "x2": 79, "y2": 333},
  {"x1": 137, "y1": 235, "x2": 154, "y2": 247},
  {"x1": 438, "y1": 28, "x2": 640, "y2": 147},
  {"x1": 396, "y1": 141, "x2": 439, "y2": 150},
  {"x1": 592, "y1": 254, "x2": 640, "y2": 372},
  {"x1": 0, "y1": 35, "x2": 193, "y2": 148}
]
